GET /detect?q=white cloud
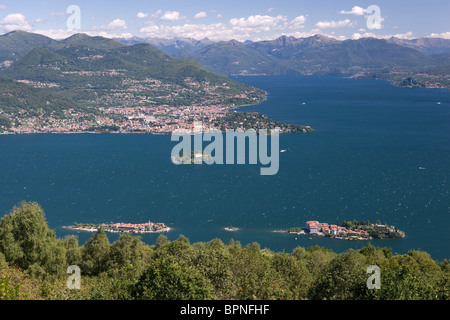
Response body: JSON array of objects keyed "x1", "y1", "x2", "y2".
[
  {"x1": 352, "y1": 31, "x2": 414, "y2": 40},
  {"x1": 33, "y1": 29, "x2": 78, "y2": 39},
  {"x1": 150, "y1": 10, "x2": 163, "y2": 19},
  {"x1": 229, "y1": 15, "x2": 287, "y2": 32},
  {"x1": 194, "y1": 12, "x2": 207, "y2": 20},
  {"x1": 33, "y1": 28, "x2": 134, "y2": 40},
  {"x1": 340, "y1": 6, "x2": 384, "y2": 30},
  {"x1": 137, "y1": 12, "x2": 148, "y2": 19},
  {"x1": 35, "y1": 18, "x2": 45, "y2": 23},
  {"x1": 428, "y1": 32, "x2": 450, "y2": 39},
  {"x1": 315, "y1": 19, "x2": 353, "y2": 29},
  {"x1": 107, "y1": 18, "x2": 128, "y2": 30},
  {"x1": 0, "y1": 4, "x2": 7, "y2": 10},
  {"x1": 140, "y1": 14, "x2": 307, "y2": 41},
  {"x1": 392, "y1": 31, "x2": 414, "y2": 39},
  {"x1": 217, "y1": 14, "x2": 223, "y2": 18},
  {"x1": 93, "y1": 18, "x2": 128, "y2": 31},
  {"x1": 352, "y1": 32, "x2": 371, "y2": 40},
  {"x1": 0, "y1": 13, "x2": 32, "y2": 33},
  {"x1": 287, "y1": 15, "x2": 306, "y2": 30},
  {"x1": 160, "y1": 11, "x2": 181, "y2": 21},
  {"x1": 339, "y1": 6, "x2": 367, "y2": 16}
]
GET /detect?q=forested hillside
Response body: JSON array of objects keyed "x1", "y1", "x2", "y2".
[{"x1": 1, "y1": 202, "x2": 449, "y2": 300}]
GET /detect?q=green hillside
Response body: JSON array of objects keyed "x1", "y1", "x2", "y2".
[
  {"x1": 0, "y1": 33, "x2": 267, "y2": 133},
  {"x1": 0, "y1": 79, "x2": 84, "y2": 116},
  {"x1": 0, "y1": 202, "x2": 449, "y2": 300},
  {"x1": 1, "y1": 36, "x2": 262, "y2": 96},
  {"x1": 0, "y1": 31, "x2": 57, "y2": 65}
]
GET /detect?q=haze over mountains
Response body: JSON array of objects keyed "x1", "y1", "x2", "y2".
[
  {"x1": 118, "y1": 34, "x2": 450, "y2": 76},
  {"x1": 1, "y1": 30, "x2": 449, "y2": 78}
]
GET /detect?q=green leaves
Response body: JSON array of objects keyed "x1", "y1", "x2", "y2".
[
  {"x1": 80, "y1": 228, "x2": 111, "y2": 276},
  {"x1": 0, "y1": 202, "x2": 449, "y2": 300},
  {"x1": 0, "y1": 202, "x2": 67, "y2": 276},
  {"x1": 133, "y1": 254, "x2": 214, "y2": 300}
]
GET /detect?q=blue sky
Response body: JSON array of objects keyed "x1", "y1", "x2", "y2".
[{"x1": 0, "y1": 0, "x2": 449, "y2": 40}]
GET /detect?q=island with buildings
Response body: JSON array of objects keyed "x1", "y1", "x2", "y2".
[
  {"x1": 284, "y1": 220, "x2": 405, "y2": 241},
  {"x1": 224, "y1": 225, "x2": 241, "y2": 232},
  {"x1": 64, "y1": 221, "x2": 171, "y2": 234}
]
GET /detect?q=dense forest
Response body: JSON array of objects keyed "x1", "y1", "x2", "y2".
[{"x1": 1, "y1": 202, "x2": 449, "y2": 300}]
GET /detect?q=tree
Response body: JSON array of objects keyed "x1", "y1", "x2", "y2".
[
  {"x1": 271, "y1": 252, "x2": 312, "y2": 299},
  {"x1": 366, "y1": 251, "x2": 442, "y2": 300},
  {"x1": 308, "y1": 249, "x2": 368, "y2": 300},
  {"x1": 108, "y1": 233, "x2": 151, "y2": 278},
  {"x1": 227, "y1": 242, "x2": 289, "y2": 300},
  {"x1": 132, "y1": 254, "x2": 213, "y2": 300},
  {"x1": 303, "y1": 245, "x2": 337, "y2": 279},
  {"x1": 80, "y1": 228, "x2": 111, "y2": 276},
  {"x1": 0, "y1": 202, "x2": 67, "y2": 276},
  {"x1": 193, "y1": 238, "x2": 235, "y2": 299},
  {"x1": 63, "y1": 235, "x2": 82, "y2": 266}
]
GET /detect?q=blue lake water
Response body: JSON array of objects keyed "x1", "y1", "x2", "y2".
[{"x1": 0, "y1": 75, "x2": 449, "y2": 260}]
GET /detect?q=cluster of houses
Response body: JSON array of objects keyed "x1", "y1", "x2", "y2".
[
  {"x1": 107, "y1": 222, "x2": 169, "y2": 233},
  {"x1": 306, "y1": 221, "x2": 370, "y2": 238},
  {"x1": 66, "y1": 221, "x2": 171, "y2": 234}
]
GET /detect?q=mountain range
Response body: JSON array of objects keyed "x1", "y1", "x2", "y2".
[
  {"x1": 119, "y1": 36, "x2": 215, "y2": 56},
  {"x1": 0, "y1": 30, "x2": 448, "y2": 133},
  {"x1": 116, "y1": 34, "x2": 450, "y2": 88},
  {"x1": 0, "y1": 30, "x2": 449, "y2": 120},
  {"x1": 1, "y1": 31, "x2": 449, "y2": 79},
  {"x1": 0, "y1": 31, "x2": 265, "y2": 115},
  {"x1": 173, "y1": 35, "x2": 448, "y2": 76}
]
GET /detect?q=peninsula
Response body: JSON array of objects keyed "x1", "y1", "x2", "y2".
[{"x1": 0, "y1": 33, "x2": 314, "y2": 135}]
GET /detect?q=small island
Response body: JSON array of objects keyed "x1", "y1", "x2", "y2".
[
  {"x1": 283, "y1": 220, "x2": 405, "y2": 241},
  {"x1": 64, "y1": 221, "x2": 171, "y2": 234},
  {"x1": 173, "y1": 150, "x2": 213, "y2": 164},
  {"x1": 224, "y1": 225, "x2": 240, "y2": 232}
]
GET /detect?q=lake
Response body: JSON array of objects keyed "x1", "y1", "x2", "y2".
[{"x1": 0, "y1": 75, "x2": 449, "y2": 260}]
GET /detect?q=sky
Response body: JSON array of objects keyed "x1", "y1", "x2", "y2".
[{"x1": 0, "y1": 0, "x2": 449, "y2": 41}]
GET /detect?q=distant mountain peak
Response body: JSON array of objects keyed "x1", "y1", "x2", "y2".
[
  {"x1": 5, "y1": 30, "x2": 29, "y2": 36},
  {"x1": 65, "y1": 33, "x2": 91, "y2": 41},
  {"x1": 311, "y1": 34, "x2": 328, "y2": 39},
  {"x1": 228, "y1": 39, "x2": 243, "y2": 45},
  {"x1": 308, "y1": 34, "x2": 339, "y2": 43},
  {"x1": 387, "y1": 36, "x2": 450, "y2": 55}
]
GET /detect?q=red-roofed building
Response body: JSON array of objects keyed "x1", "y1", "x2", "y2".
[{"x1": 306, "y1": 221, "x2": 319, "y2": 233}]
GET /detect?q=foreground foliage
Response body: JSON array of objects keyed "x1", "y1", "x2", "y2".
[{"x1": 0, "y1": 202, "x2": 449, "y2": 300}]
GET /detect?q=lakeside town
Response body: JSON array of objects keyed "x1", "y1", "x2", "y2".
[
  {"x1": 0, "y1": 67, "x2": 317, "y2": 135},
  {"x1": 63, "y1": 221, "x2": 171, "y2": 234},
  {"x1": 0, "y1": 74, "x2": 274, "y2": 135},
  {"x1": 0, "y1": 105, "x2": 313, "y2": 135},
  {"x1": 285, "y1": 220, "x2": 406, "y2": 241}
]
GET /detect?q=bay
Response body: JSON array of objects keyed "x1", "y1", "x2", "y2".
[{"x1": 0, "y1": 75, "x2": 449, "y2": 261}]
